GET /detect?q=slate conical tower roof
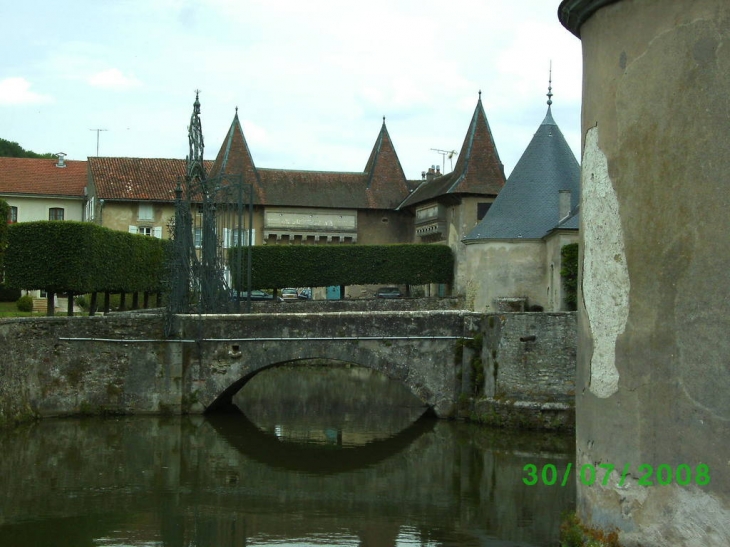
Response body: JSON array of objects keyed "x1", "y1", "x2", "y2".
[
  {"x1": 208, "y1": 109, "x2": 264, "y2": 203},
  {"x1": 464, "y1": 98, "x2": 580, "y2": 241},
  {"x1": 363, "y1": 117, "x2": 410, "y2": 209},
  {"x1": 398, "y1": 92, "x2": 505, "y2": 209}
]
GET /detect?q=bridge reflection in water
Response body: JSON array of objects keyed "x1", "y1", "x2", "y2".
[{"x1": 0, "y1": 365, "x2": 575, "y2": 547}]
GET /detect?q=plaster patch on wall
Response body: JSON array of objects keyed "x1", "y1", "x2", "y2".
[{"x1": 581, "y1": 127, "x2": 629, "y2": 398}]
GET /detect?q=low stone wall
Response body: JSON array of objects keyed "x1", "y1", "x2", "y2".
[
  {"x1": 236, "y1": 296, "x2": 464, "y2": 314},
  {"x1": 460, "y1": 312, "x2": 577, "y2": 431},
  {"x1": 0, "y1": 315, "x2": 174, "y2": 427}
]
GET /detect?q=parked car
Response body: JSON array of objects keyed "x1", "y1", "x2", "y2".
[
  {"x1": 231, "y1": 290, "x2": 275, "y2": 301},
  {"x1": 280, "y1": 288, "x2": 299, "y2": 301},
  {"x1": 297, "y1": 288, "x2": 312, "y2": 300},
  {"x1": 375, "y1": 287, "x2": 403, "y2": 298}
]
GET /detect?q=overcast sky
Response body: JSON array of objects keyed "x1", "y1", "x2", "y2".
[{"x1": 1, "y1": 1, "x2": 582, "y2": 180}]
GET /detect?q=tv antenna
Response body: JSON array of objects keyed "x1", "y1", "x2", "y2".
[
  {"x1": 430, "y1": 148, "x2": 458, "y2": 173},
  {"x1": 89, "y1": 128, "x2": 108, "y2": 157}
]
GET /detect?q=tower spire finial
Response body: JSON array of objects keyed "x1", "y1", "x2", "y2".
[
  {"x1": 547, "y1": 62, "x2": 553, "y2": 107},
  {"x1": 478, "y1": 89, "x2": 482, "y2": 100}
]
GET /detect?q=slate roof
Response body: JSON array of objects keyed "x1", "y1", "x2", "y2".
[
  {"x1": 464, "y1": 106, "x2": 580, "y2": 241},
  {"x1": 398, "y1": 95, "x2": 506, "y2": 209},
  {"x1": 89, "y1": 157, "x2": 214, "y2": 201},
  {"x1": 207, "y1": 112, "x2": 410, "y2": 210},
  {"x1": 0, "y1": 157, "x2": 87, "y2": 198}
]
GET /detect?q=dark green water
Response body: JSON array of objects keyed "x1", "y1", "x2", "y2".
[{"x1": 0, "y1": 365, "x2": 575, "y2": 546}]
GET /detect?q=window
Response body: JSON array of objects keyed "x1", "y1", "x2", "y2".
[
  {"x1": 129, "y1": 226, "x2": 162, "y2": 238},
  {"x1": 223, "y1": 228, "x2": 256, "y2": 248},
  {"x1": 477, "y1": 202, "x2": 491, "y2": 221},
  {"x1": 194, "y1": 227, "x2": 202, "y2": 248},
  {"x1": 8, "y1": 206, "x2": 17, "y2": 224},
  {"x1": 49, "y1": 207, "x2": 64, "y2": 221},
  {"x1": 85, "y1": 197, "x2": 95, "y2": 221},
  {"x1": 138, "y1": 203, "x2": 154, "y2": 221}
]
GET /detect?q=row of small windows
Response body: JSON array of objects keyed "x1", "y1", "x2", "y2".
[{"x1": 6, "y1": 206, "x2": 64, "y2": 223}]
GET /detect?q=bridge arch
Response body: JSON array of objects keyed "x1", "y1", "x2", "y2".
[{"x1": 198, "y1": 339, "x2": 452, "y2": 415}]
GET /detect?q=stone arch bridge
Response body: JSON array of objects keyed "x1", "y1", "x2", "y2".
[{"x1": 0, "y1": 311, "x2": 482, "y2": 422}]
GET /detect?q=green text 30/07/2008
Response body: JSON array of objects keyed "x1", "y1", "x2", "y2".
[{"x1": 522, "y1": 463, "x2": 710, "y2": 487}]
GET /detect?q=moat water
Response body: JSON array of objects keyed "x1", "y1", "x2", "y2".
[{"x1": 0, "y1": 365, "x2": 575, "y2": 546}]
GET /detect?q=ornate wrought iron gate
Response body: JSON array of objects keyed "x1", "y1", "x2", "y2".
[{"x1": 166, "y1": 92, "x2": 253, "y2": 332}]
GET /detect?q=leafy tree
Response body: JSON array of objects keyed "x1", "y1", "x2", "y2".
[
  {"x1": 0, "y1": 137, "x2": 55, "y2": 159},
  {"x1": 560, "y1": 243, "x2": 579, "y2": 311}
]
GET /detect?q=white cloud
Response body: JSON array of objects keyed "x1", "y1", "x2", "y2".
[
  {"x1": 88, "y1": 68, "x2": 141, "y2": 90},
  {"x1": 0, "y1": 77, "x2": 54, "y2": 105}
]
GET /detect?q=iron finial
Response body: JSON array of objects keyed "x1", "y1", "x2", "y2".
[{"x1": 547, "y1": 62, "x2": 553, "y2": 107}]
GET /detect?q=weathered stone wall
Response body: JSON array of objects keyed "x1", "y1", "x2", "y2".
[
  {"x1": 466, "y1": 312, "x2": 576, "y2": 431},
  {"x1": 483, "y1": 312, "x2": 576, "y2": 401},
  {"x1": 0, "y1": 310, "x2": 474, "y2": 425},
  {"x1": 0, "y1": 315, "x2": 177, "y2": 425},
  {"x1": 242, "y1": 295, "x2": 464, "y2": 314}
]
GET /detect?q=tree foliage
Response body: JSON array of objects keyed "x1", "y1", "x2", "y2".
[
  {"x1": 0, "y1": 137, "x2": 55, "y2": 159},
  {"x1": 5, "y1": 221, "x2": 169, "y2": 294},
  {"x1": 228, "y1": 244, "x2": 454, "y2": 290},
  {"x1": 560, "y1": 243, "x2": 579, "y2": 311}
]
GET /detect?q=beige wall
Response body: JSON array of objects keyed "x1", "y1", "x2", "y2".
[
  {"x1": 99, "y1": 200, "x2": 175, "y2": 238},
  {"x1": 2, "y1": 196, "x2": 84, "y2": 223},
  {"x1": 357, "y1": 209, "x2": 412, "y2": 245},
  {"x1": 464, "y1": 240, "x2": 546, "y2": 312}
]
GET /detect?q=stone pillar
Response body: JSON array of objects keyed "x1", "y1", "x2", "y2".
[{"x1": 559, "y1": 1, "x2": 730, "y2": 545}]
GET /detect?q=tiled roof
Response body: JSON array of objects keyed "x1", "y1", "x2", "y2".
[
  {"x1": 363, "y1": 120, "x2": 410, "y2": 209},
  {"x1": 399, "y1": 96, "x2": 506, "y2": 209},
  {"x1": 0, "y1": 157, "x2": 87, "y2": 197},
  {"x1": 207, "y1": 113, "x2": 410, "y2": 210},
  {"x1": 464, "y1": 106, "x2": 580, "y2": 241},
  {"x1": 89, "y1": 157, "x2": 214, "y2": 201},
  {"x1": 208, "y1": 113, "x2": 264, "y2": 203}
]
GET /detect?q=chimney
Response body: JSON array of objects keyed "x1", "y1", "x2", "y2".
[
  {"x1": 55, "y1": 152, "x2": 67, "y2": 168},
  {"x1": 559, "y1": 190, "x2": 571, "y2": 220},
  {"x1": 426, "y1": 166, "x2": 436, "y2": 181}
]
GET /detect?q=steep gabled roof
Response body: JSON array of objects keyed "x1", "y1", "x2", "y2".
[
  {"x1": 208, "y1": 112, "x2": 265, "y2": 204},
  {"x1": 464, "y1": 106, "x2": 580, "y2": 241},
  {"x1": 89, "y1": 157, "x2": 214, "y2": 201},
  {"x1": 0, "y1": 157, "x2": 87, "y2": 198},
  {"x1": 204, "y1": 113, "x2": 410, "y2": 210},
  {"x1": 363, "y1": 119, "x2": 410, "y2": 209},
  {"x1": 398, "y1": 94, "x2": 506, "y2": 209}
]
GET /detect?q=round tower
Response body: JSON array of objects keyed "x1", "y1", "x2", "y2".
[{"x1": 559, "y1": 1, "x2": 730, "y2": 544}]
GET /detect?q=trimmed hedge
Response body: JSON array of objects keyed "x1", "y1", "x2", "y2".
[
  {"x1": 5, "y1": 221, "x2": 169, "y2": 294},
  {"x1": 228, "y1": 244, "x2": 454, "y2": 290},
  {"x1": 0, "y1": 198, "x2": 9, "y2": 274},
  {"x1": 560, "y1": 242, "x2": 579, "y2": 311}
]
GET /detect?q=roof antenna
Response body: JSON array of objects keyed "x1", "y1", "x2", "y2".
[
  {"x1": 430, "y1": 148, "x2": 458, "y2": 173},
  {"x1": 89, "y1": 128, "x2": 108, "y2": 157},
  {"x1": 547, "y1": 61, "x2": 553, "y2": 107}
]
